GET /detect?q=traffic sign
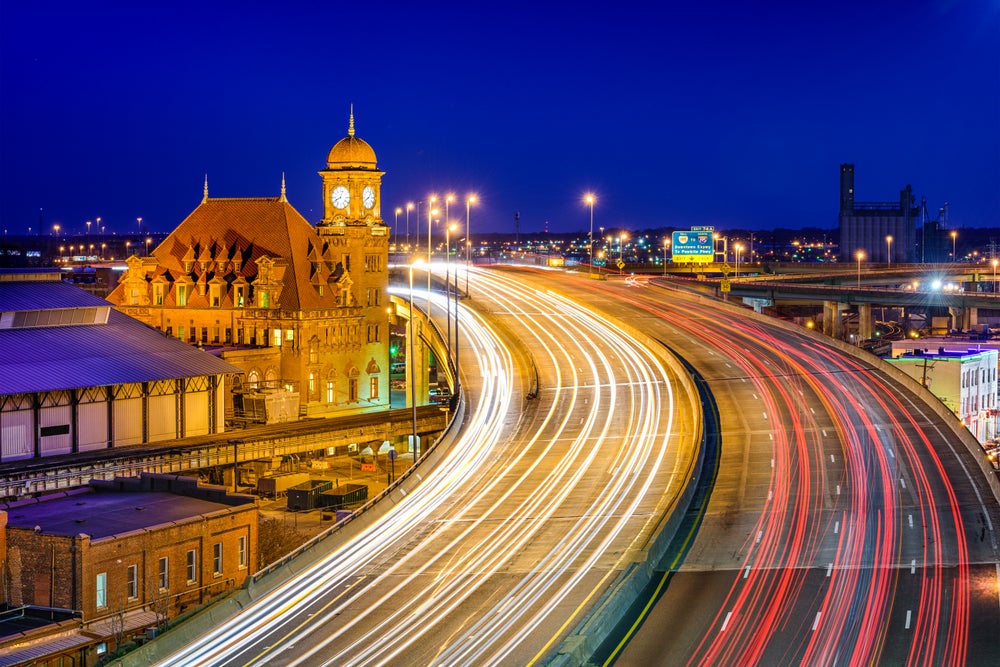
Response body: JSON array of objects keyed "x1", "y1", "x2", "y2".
[
  {"x1": 616, "y1": 258, "x2": 625, "y2": 270},
  {"x1": 720, "y1": 278, "x2": 731, "y2": 292}
]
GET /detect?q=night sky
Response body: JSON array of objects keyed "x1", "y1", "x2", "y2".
[{"x1": 1, "y1": 0, "x2": 997, "y2": 237}]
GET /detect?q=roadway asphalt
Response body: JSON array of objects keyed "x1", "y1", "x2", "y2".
[{"x1": 528, "y1": 269, "x2": 1000, "y2": 666}]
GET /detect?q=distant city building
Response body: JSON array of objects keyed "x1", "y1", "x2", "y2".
[
  {"x1": 0, "y1": 473, "x2": 258, "y2": 664},
  {"x1": 0, "y1": 269, "x2": 238, "y2": 461},
  {"x1": 886, "y1": 346, "x2": 998, "y2": 442},
  {"x1": 107, "y1": 112, "x2": 390, "y2": 419},
  {"x1": 838, "y1": 163, "x2": 919, "y2": 263}
]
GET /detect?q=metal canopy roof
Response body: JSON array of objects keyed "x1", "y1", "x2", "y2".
[{"x1": 0, "y1": 281, "x2": 241, "y2": 395}]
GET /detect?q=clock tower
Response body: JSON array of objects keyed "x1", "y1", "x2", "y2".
[{"x1": 318, "y1": 108, "x2": 385, "y2": 229}]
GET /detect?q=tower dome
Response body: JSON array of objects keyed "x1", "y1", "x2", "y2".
[{"x1": 327, "y1": 109, "x2": 377, "y2": 169}]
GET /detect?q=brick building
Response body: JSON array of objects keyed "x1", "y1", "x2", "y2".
[{"x1": 0, "y1": 474, "x2": 258, "y2": 664}]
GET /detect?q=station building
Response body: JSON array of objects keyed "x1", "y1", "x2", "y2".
[
  {"x1": 838, "y1": 163, "x2": 920, "y2": 264},
  {"x1": 107, "y1": 112, "x2": 391, "y2": 420},
  {"x1": 0, "y1": 269, "x2": 239, "y2": 462}
]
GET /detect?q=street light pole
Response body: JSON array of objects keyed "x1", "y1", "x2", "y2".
[
  {"x1": 993, "y1": 258, "x2": 997, "y2": 295},
  {"x1": 886, "y1": 235, "x2": 893, "y2": 267},
  {"x1": 408, "y1": 259, "x2": 423, "y2": 460},
  {"x1": 466, "y1": 194, "x2": 477, "y2": 295},
  {"x1": 585, "y1": 194, "x2": 595, "y2": 276},
  {"x1": 663, "y1": 239, "x2": 668, "y2": 276},
  {"x1": 856, "y1": 249, "x2": 864, "y2": 288},
  {"x1": 394, "y1": 207, "x2": 402, "y2": 248},
  {"x1": 427, "y1": 195, "x2": 437, "y2": 312},
  {"x1": 951, "y1": 231, "x2": 958, "y2": 263},
  {"x1": 405, "y1": 202, "x2": 413, "y2": 250}
]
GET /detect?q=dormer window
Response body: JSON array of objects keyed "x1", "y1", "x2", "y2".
[
  {"x1": 259, "y1": 290, "x2": 270, "y2": 308},
  {"x1": 177, "y1": 284, "x2": 187, "y2": 307},
  {"x1": 236, "y1": 286, "x2": 245, "y2": 308},
  {"x1": 210, "y1": 284, "x2": 220, "y2": 307},
  {"x1": 153, "y1": 284, "x2": 165, "y2": 305}
]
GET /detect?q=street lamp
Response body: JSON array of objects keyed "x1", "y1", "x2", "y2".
[
  {"x1": 145, "y1": 237, "x2": 151, "y2": 254},
  {"x1": 993, "y1": 258, "x2": 998, "y2": 295},
  {"x1": 137, "y1": 217, "x2": 142, "y2": 236},
  {"x1": 427, "y1": 195, "x2": 437, "y2": 304},
  {"x1": 86, "y1": 220, "x2": 91, "y2": 236},
  {"x1": 405, "y1": 202, "x2": 414, "y2": 250},
  {"x1": 885, "y1": 235, "x2": 893, "y2": 267},
  {"x1": 618, "y1": 232, "x2": 627, "y2": 275},
  {"x1": 445, "y1": 223, "x2": 457, "y2": 364},
  {"x1": 53, "y1": 223, "x2": 60, "y2": 237},
  {"x1": 856, "y1": 249, "x2": 864, "y2": 288},
  {"x1": 408, "y1": 258, "x2": 425, "y2": 460},
  {"x1": 584, "y1": 194, "x2": 595, "y2": 275},
  {"x1": 394, "y1": 207, "x2": 402, "y2": 247},
  {"x1": 662, "y1": 238, "x2": 669, "y2": 276},
  {"x1": 466, "y1": 194, "x2": 477, "y2": 294},
  {"x1": 951, "y1": 230, "x2": 958, "y2": 262},
  {"x1": 734, "y1": 243, "x2": 744, "y2": 278}
]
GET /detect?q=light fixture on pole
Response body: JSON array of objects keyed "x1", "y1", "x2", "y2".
[
  {"x1": 584, "y1": 194, "x2": 595, "y2": 275},
  {"x1": 466, "y1": 194, "x2": 477, "y2": 295},
  {"x1": 427, "y1": 195, "x2": 437, "y2": 310},
  {"x1": 445, "y1": 223, "x2": 457, "y2": 364},
  {"x1": 406, "y1": 202, "x2": 414, "y2": 250},
  {"x1": 993, "y1": 258, "x2": 998, "y2": 295},
  {"x1": 735, "y1": 243, "x2": 743, "y2": 278},
  {"x1": 663, "y1": 239, "x2": 669, "y2": 276},
  {"x1": 394, "y1": 207, "x2": 402, "y2": 248},
  {"x1": 856, "y1": 249, "x2": 864, "y2": 288},
  {"x1": 886, "y1": 235, "x2": 893, "y2": 267},
  {"x1": 951, "y1": 230, "x2": 957, "y2": 262},
  {"x1": 408, "y1": 258, "x2": 424, "y2": 460}
]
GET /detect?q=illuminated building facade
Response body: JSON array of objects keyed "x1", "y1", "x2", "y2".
[{"x1": 108, "y1": 113, "x2": 390, "y2": 418}]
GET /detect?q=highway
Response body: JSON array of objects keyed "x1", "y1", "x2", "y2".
[
  {"x1": 143, "y1": 267, "x2": 699, "y2": 666},
  {"x1": 518, "y1": 269, "x2": 1000, "y2": 666}
]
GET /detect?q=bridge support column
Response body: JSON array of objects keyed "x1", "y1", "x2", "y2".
[
  {"x1": 823, "y1": 301, "x2": 845, "y2": 339},
  {"x1": 949, "y1": 307, "x2": 977, "y2": 332},
  {"x1": 858, "y1": 304, "x2": 874, "y2": 340}
]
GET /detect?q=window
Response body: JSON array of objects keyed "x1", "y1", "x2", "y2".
[
  {"x1": 187, "y1": 549, "x2": 198, "y2": 584},
  {"x1": 309, "y1": 341, "x2": 318, "y2": 364},
  {"x1": 213, "y1": 543, "x2": 223, "y2": 576},
  {"x1": 285, "y1": 329, "x2": 294, "y2": 342},
  {"x1": 238, "y1": 536, "x2": 247, "y2": 569},
  {"x1": 273, "y1": 329, "x2": 282, "y2": 347},
  {"x1": 349, "y1": 378, "x2": 358, "y2": 402},
  {"x1": 365, "y1": 254, "x2": 383, "y2": 272},
  {"x1": 154, "y1": 284, "x2": 164, "y2": 305},
  {"x1": 369, "y1": 376, "x2": 379, "y2": 400},
  {"x1": 309, "y1": 372, "x2": 316, "y2": 399},
  {"x1": 210, "y1": 284, "x2": 220, "y2": 307},
  {"x1": 326, "y1": 381, "x2": 334, "y2": 404},
  {"x1": 96, "y1": 572, "x2": 107, "y2": 608},
  {"x1": 177, "y1": 284, "x2": 187, "y2": 307},
  {"x1": 158, "y1": 556, "x2": 169, "y2": 591},
  {"x1": 260, "y1": 290, "x2": 270, "y2": 308},
  {"x1": 127, "y1": 564, "x2": 138, "y2": 599},
  {"x1": 178, "y1": 326, "x2": 185, "y2": 341},
  {"x1": 236, "y1": 286, "x2": 245, "y2": 308},
  {"x1": 129, "y1": 288, "x2": 139, "y2": 306}
]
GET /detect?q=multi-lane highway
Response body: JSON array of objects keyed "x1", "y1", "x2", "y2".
[
  {"x1": 139, "y1": 267, "x2": 699, "y2": 666},
  {"x1": 519, "y1": 269, "x2": 1000, "y2": 665}
]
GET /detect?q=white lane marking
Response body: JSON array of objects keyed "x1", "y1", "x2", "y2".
[
  {"x1": 911, "y1": 559, "x2": 916, "y2": 574},
  {"x1": 834, "y1": 521, "x2": 840, "y2": 534},
  {"x1": 771, "y1": 458, "x2": 775, "y2": 468},
  {"x1": 830, "y1": 454, "x2": 835, "y2": 463},
  {"x1": 763, "y1": 412, "x2": 768, "y2": 420},
  {"x1": 810, "y1": 407, "x2": 815, "y2": 414},
  {"x1": 908, "y1": 514, "x2": 914, "y2": 529},
  {"x1": 812, "y1": 612, "x2": 822, "y2": 631},
  {"x1": 905, "y1": 609, "x2": 912, "y2": 630},
  {"x1": 721, "y1": 611, "x2": 733, "y2": 632},
  {"x1": 836, "y1": 484, "x2": 841, "y2": 496},
  {"x1": 826, "y1": 563, "x2": 833, "y2": 577},
  {"x1": 743, "y1": 566, "x2": 750, "y2": 579},
  {"x1": 900, "y1": 477, "x2": 906, "y2": 489},
  {"x1": 822, "y1": 429, "x2": 828, "y2": 437},
  {"x1": 756, "y1": 530, "x2": 763, "y2": 544}
]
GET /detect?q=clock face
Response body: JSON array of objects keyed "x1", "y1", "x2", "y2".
[
  {"x1": 331, "y1": 185, "x2": 350, "y2": 209},
  {"x1": 362, "y1": 186, "x2": 375, "y2": 209}
]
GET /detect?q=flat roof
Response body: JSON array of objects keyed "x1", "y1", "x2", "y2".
[{"x1": 3, "y1": 489, "x2": 249, "y2": 540}]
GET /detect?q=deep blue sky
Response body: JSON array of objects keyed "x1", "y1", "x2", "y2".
[{"x1": 1, "y1": 0, "x2": 997, "y2": 237}]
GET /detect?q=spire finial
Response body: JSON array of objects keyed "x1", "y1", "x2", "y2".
[
  {"x1": 203, "y1": 174, "x2": 209, "y2": 203},
  {"x1": 348, "y1": 104, "x2": 355, "y2": 137},
  {"x1": 280, "y1": 172, "x2": 287, "y2": 202}
]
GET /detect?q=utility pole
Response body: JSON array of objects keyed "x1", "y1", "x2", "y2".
[{"x1": 514, "y1": 212, "x2": 520, "y2": 246}]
